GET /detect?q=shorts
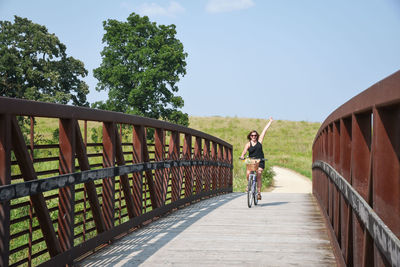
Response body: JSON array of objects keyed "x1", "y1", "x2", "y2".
[{"x1": 258, "y1": 159, "x2": 265, "y2": 170}]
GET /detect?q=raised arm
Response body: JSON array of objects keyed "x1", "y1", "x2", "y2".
[{"x1": 258, "y1": 117, "x2": 273, "y2": 144}]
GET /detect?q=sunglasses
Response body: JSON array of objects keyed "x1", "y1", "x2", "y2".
[{"x1": 250, "y1": 134, "x2": 258, "y2": 137}]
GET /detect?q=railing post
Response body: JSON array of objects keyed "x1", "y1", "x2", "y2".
[
  {"x1": 351, "y1": 112, "x2": 372, "y2": 266},
  {"x1": 217, "y1": 144, "x2": 223, "y2": 190},
  {"x1": 372, "y1": 106, "x2": 400, "y2": 266},
  {"x1": 339, "y1": 117, "x2": 352, "y2": 265},
  {"x1": 223, "y1": 146, "x2": 229, "y2": 189},
  {"x1": 211, "y1": 142, "x2": 217, "y2": 190},
  {"x1": 0, "y1": 115, "x2": 11, "y2": 267},
  {"x1": 328, "y1": 124, "x2": 333, "y2": 225},
  {"x1": 183, "y1": 134, "x2": 193, "y2": 198},
  {"x1": 169, "y1": 131, "x2": 181, "y2": 202},
  {"x1": 58, "y1": 119, "x2": 75, "y2": 252},
  {"x1": 203, "y1": 140, "x2": 211, "y2": 191},
  {"x1": 154, "y1": 128, "x2": 166, "y2": 207},
  {"x1": 194, "y1": 137, "x2": 203, "y2": 194},
  {"x1": 333, "y1": 121, "x2": 341, "y2": 244},
  {"x1": 132, "y1": 126, "x2": 144, "y2": 216},
  {"x1": 102, "y1": 122, "x2": 116, "y2": 230}
]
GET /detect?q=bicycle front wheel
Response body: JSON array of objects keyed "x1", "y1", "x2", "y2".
[
  {"x1": 247, "y1": 178, "x2": 253, "y2": 208},
  {"x1": 253, "y1": 175, "x2": 258, "y2": 205}
]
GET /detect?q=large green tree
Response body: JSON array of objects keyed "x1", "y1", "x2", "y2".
[
  {"x1": 0, "y1": 16, "x2": 89, "y2": 106},
  {"x1": 93, "y1": 13, "x2": 188, "y2": 126}
]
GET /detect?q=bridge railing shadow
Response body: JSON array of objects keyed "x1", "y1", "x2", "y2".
[{"x1": 78, "y1": 193, "x2": 242, "y2": 267}]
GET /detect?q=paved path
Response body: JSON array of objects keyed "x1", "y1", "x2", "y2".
[
  {"x1": 78, "y1": 168, "x2": 336, "y2": 266},
  {"x1": 271, "y1": 166, "x2": 312, "y2": 193}
]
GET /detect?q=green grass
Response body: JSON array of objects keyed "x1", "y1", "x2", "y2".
[{"x1": 189, "y1": 116, "x2": 321, "y2": 192}]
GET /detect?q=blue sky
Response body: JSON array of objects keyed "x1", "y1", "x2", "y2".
[{"x1": 1, "y1": 0, "x2": 400, "y2": 122}]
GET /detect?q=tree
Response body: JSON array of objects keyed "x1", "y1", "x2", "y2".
[
  {"x1": 0, "y1": 16, "x2": 89, "y2": 106},
  {"x1": 93, "y1": 13, "x2": 188, "y2": 126}
]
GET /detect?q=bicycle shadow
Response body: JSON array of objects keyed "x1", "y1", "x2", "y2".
[{"x1": 257, "y1": 201, "x2": 289, "y2": 207}]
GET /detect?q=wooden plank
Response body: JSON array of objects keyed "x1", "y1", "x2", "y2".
[{"x1": 79, "y1": 193, "x2": 337, "y2": 266}]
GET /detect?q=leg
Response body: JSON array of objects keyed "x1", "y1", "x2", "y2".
[
  {"x1": 256, "y1": 167, "x2": 263, "y2": 193},
  {"x1": 246, "y1": 169, "x2": 250, "y2": 191}
]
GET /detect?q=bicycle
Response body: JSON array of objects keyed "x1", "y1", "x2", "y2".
[{"x1": 240, "y1": 157, "x2": 267, "y2": 208}]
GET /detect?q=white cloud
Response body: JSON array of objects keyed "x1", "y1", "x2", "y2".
[
  {"x1": 206, "y1": 0, "x2": 255, "y2": 13},
  {"x1": 136, "y1": 1, "x2": 185, "y2": 17}
]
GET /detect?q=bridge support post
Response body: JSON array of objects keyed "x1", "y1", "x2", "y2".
[
  {"x1": 183, "y1": 134, "x2": 193, "y2": 198},
  {"x1": 351, "y1": 112, "x2": 372, "y2": 267},
  {"x1": 339, "y1": 117, "x2": 352, "y2": 265},
  {"x1": 0, "y1": 115, "x2": 11, "y2": 267},
  {"x1": 58, "y1": 119, "x2": 76, "y2": 252},
  {"x1": 102, "y1": 122, "x2": 116, "y2": 230},
  {"x1": 372, "y1": 106, "x2": 400, "y2": 266}
]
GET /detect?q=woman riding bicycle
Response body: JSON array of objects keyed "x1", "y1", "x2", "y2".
[{"x1": 240, "y1": 117, "x2": 273, "y2": 200}]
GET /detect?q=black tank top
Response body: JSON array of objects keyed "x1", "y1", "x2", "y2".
[{"x1": 248, "y1": 141, "x2": 264, "y2": 159}]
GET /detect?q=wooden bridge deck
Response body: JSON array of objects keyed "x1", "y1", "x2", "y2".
[{"x1": 78, "y1": 192, "x2": 336, "y2": 266}]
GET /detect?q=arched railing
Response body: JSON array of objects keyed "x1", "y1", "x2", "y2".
[
  {"x1": 0, "y1": 97, "x2": 233, "y2": 267},
  {"x1": 312, "y1": 71, "x2": 400, "y2": 266}
]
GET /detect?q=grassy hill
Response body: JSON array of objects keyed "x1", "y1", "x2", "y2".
[
  {"x1": 189, "y1": 117, "x2": 321, "y2": 192},
  {"x1": 30, "y1": 116, "x2": 320, "y2": 192}
]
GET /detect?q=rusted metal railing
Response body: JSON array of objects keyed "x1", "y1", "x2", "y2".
[
  {"x1": 0, "y1": 97, "x2": 233, "y2": 267},
  {"x1": 312, "y1": 71, "x2": 400, "y2": 266}
]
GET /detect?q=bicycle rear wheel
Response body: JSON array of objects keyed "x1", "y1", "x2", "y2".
[{"x1": 247, "y1": 177, "x2": 253, "y2": 208}]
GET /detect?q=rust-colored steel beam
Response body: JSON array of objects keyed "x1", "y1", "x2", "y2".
[
  {"x1": 169, "y1": 131, "x2": 181, "y2": 202},
  {"x1": 211, "y1": 142, "x2": 217, "y2": 191},
  {"x1": 372, "y1": 106, "x2": 400, "y2": 266},
  {"x1": 0, "y1": 97, "x2": 232, "y2": 149},
  {"x1": 203, "y1": 140, "x2": 211, "y2": 191},
  {"x1": 339, "y1": 118, "x2": 352, "y2": 265},
  {"x1": 183, "y1": 134, "x2": 193, "y2": 198},
  {"x1": 351, "y1": 112, "x2": 372, "y2": 266},
  {"x1": 10, "y1": 116, "x2": 62, "y2": 257},
  {"x1": 57, "y1": 119, "x2": 76, "y2": 252},
  {"x1": 102, "y1": 122, "x2": 116, "y2": 230},
  {"x1": 333, "y1": 122, "x2": 341, "y2": 244},
  {"x1": 74, "y1": 120, "x2": 107, "y2": 233},
  {"x1": 217, "y1": 144, "x2": 223, "y2": 190},
  {"x1": 114, "y1": 127, "x2": 136, "y2": 219},
  {"x1": 132, "y1": 126, "x2": 144, "y2": 216},
  {"x1": 154, "y1": 128, "x2": 166, "y2": 207},
  {"x1": 194, "y1": 137, "x2": 203, "y2": 194},
  {"x1": 0, "y1": 115, "x2": 11, "y2": 267},
  {"x1": 142, "y1": 129, "x2": 157, "y2": 210}
]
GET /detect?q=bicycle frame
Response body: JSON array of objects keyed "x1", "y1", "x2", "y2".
[{"x1": 248, "y1": 171, "x2": 258, "y2": 208}]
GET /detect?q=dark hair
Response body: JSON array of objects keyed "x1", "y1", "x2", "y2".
[{"x1": 247, "y1": 130, "x2": 259, "y2": 141}]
